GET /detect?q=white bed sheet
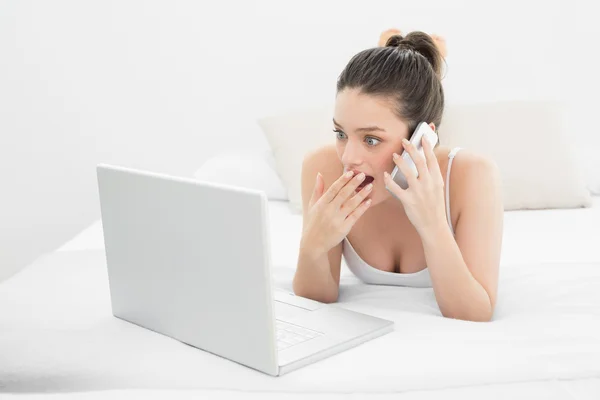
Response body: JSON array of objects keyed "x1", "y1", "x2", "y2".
[
  {"x1": 57, "y1": 197, "x2": 600, "y2": 267},
  {"x1": 3, "y1": 379, "x2": 600, "y2": 400},
  {"x1": 2, "y1": 198, "x2": 600, "y2": 398}
]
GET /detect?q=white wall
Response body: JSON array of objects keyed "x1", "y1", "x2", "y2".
[{"x1": 1, "y1": 0, "x2": 598, "y2": 281}]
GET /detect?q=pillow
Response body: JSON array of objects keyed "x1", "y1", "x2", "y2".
[
  {"x1": 587, "y1": 170, "x2": 600, "y2": 196},
  {"x1": 579, "y1": 145, "x2": 600, "y2": 196},
  {"x1": 438, "y1": 101, "x2": 592, "y2": 210},
  {"x1": 257, "y1": 106, "x2": 334, "y2": 213},
  {"x1": 258, "y1": 101, "x2": 592, "y2": 212},
  {"x1": 193, "y1": 149, "x2": 288, "y2": 201}
]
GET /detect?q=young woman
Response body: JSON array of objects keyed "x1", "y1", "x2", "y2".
[{"x1": 293, "y1": 30, "x2": 504, "y2": 322}]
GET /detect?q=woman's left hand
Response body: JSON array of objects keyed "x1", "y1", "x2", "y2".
[{"x1": 384, "y1": 136, "x2": 448, "y2": 236}]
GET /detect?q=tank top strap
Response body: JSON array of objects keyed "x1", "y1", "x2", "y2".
[
  {"x1": 445, "y1": 147, "x2": 462, "y2": 234},
  {"x1": 448, "y1": 146, "x2": 462, "y2": 160}
]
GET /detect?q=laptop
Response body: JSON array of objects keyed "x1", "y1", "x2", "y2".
[{"x1": 96, "y1": 163, "x2": 394, "y2": 376}]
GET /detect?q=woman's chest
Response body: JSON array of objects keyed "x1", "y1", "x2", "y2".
[{"x1": 346, "y1": 211, "x2": 427, "y2": 274}]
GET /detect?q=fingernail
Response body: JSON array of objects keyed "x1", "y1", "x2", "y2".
[
  {"x1": 357, "y1": 172, "x2": 365, "y2": 181},
  {"x1": 346, "y1": 171, "x2": 354, "y2": 178},
  {"x1": 384, "y1": 171, "x2": 389, "y2": 178},
  {"x1": 402, "y1": 138, "x2": 409, "y2": 145},
  {"x1": 393, "y1": 153, "x2": 399, "y2": 160}
]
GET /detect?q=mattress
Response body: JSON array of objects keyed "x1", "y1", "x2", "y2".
[{"x1": 1, "y1": 198, "x2": 600, "y2": 399}]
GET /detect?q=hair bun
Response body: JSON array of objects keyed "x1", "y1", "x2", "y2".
[
  {"x1": 384, "y1": 34, "x2": 411, "y2": 49},
  {"x1": 385, "y1": 31, "x2": 443, "y2": 78}
]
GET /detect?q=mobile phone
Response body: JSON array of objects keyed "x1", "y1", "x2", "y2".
[{"x1": 389, "y1": 122, "x2": 439, "y2": 190}]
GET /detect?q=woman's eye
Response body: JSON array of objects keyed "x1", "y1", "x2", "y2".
[
  {"x1": 334, "y1": 130, "x2": 380, "y2": 147},
  {"x1": 333, "y1": 129, "x2": 346, "y2": 140},
  {"x1": 366, "y1": 137, "x2": 381, "y2": 146}
]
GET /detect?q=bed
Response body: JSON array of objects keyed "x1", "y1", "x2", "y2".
[{"x1": 1, "y1": 196, "x2": 600, "y2": 399}]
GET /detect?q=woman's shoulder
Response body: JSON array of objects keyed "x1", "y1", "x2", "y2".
[
  {"x1": 442, "y1": 147, "x2": 502, "y2": 213},
  {"x1": 445, "y1": 147, "x2": 500, "y2": 183},
  {"x1": 302, "y1": 144, "x2": 344, "y2": 187}
]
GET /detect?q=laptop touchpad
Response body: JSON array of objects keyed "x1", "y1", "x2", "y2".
[
  {"x1": 274, "y1": 301, "x2": 308, "y2": 320},
  {"x1": 273, "y1": 289, "x2": 326, "y2": 311}
]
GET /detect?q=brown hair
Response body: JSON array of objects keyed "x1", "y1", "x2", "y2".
[{"x1": 336, "y1": 31, "x2": 446, "y2": 136}]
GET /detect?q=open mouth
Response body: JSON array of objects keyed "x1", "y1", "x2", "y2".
[{"x1": 355, "y1": 175, "x2": 375, "y2": 192}]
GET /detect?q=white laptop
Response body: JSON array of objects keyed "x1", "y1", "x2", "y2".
[{"x1": 96, "y1": 163, "x2": 394, "y2": 376}]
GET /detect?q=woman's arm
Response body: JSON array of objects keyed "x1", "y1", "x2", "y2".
[{"x1": 421, "y1": 155, "x2": 504, "y2": 322}]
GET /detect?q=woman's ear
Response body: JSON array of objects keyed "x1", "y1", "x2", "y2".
[{"x1": 429, "y1": 122, "x2": 436, "y2": 132}]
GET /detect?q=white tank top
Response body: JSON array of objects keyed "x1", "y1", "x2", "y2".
[{"x1": 341, "y1": 147, "x2": 462, "y2": 288}]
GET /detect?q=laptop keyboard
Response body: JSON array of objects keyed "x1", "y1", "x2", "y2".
[{"x1": 276, "y1": 320, "x2": 324, "y2": 351}]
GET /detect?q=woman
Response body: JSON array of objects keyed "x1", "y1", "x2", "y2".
[{"x1": 292, "y1": 29, "x2": 504, "y2": 322}]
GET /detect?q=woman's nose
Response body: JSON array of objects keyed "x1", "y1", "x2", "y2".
[{"x1": 341, "y1": 142, "x2": 362, "y2": 166}]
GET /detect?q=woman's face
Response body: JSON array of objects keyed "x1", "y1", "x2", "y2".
[{"x1": 333, "y1": 88, "x2": 410, "y2": 207}]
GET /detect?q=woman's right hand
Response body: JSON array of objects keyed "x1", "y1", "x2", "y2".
[{"x1": 300, "y1": 170, "x2": 374, "y2": 255}]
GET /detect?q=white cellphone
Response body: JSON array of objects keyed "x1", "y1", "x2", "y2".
[{"x1": 389, "y1": 122, "x2": 439, "y2": 190}]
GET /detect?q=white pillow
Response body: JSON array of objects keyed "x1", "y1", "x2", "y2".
[
  {"x1": 257, "y1": 106, "x2": 335, "y2": 213},
  {"x1": 579, "y1": 147, "x2": 600, "y2": 196},
  {"x1": 587, "y1": 172, "x2": 600, "y2": 196},
  {"x1": 258, "y1": 101, "x2": 592, "y2": 212},
  {"x1": 438, "y1": 101, "x2": 592, "y2": 210},
  {"x1": 193, "y1": 149, "x2": 288, "y2": 201}
]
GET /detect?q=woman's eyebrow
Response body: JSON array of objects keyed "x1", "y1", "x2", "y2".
[{"x1": 332, "y1": 118, "x2": 385, "y2": 133}]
